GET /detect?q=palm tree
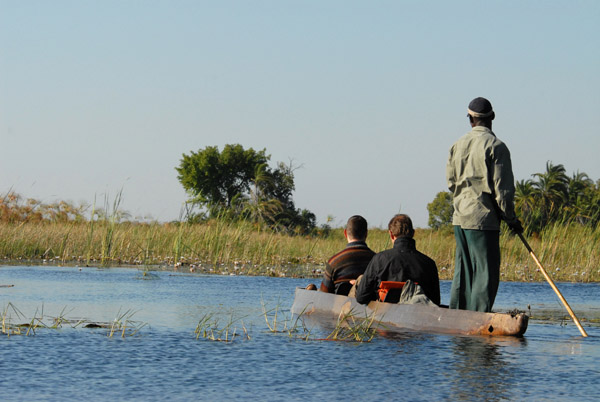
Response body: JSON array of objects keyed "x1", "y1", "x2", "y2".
[
  {"x1": 515, "y1": 179, "x2": 536, "y2": 216},
  {"x1": 588, "y1": 180, "x2": 600, "y2": 226},
  {"x1": 566, "y1": 171, "x2": 594, "y2": 224},
  {"x1": 531, "y1": 161, "x2": 569, "y2": 225},
  {"x1": 515, "y1": 179, "x2": 540, "y2": 230}
]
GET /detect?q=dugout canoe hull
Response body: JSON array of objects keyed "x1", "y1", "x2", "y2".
[{"x1": 291, "y1": 288, "x2": 529, "y2": 337}]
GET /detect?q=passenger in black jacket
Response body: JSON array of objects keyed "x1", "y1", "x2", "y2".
[{"x1": 354, "y1": 214, "x2": 441, "y2": 306}]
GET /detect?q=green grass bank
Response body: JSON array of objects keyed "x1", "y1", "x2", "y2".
[{"x1": 0, "y1": 220, "x2": 598, "y2": 282}]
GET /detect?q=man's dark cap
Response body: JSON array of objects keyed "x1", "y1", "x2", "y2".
[{"x1": 467, "y1": 97, "x2": 494, "y2": 118}]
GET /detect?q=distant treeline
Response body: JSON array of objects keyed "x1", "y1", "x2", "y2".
[
  {"x1": 0, "y1": 192, "x2": 89, "y2": 223},
  {"x1": 3, "y1": 162, "x2": 599, "y2": 237},
  {"x1": 515, "y1": 162, "x2": 600, "y2": 232}
]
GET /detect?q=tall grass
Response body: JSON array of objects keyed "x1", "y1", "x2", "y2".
[
  {"x1": 100, "y1": 190, "x2": 124, "y2": 266},
  {"x1": 0, "y1": 220, "x2": 598, "y2": 282},
  {"x1": 418, "y1": 223, "x2": 600, "y2": 282}
]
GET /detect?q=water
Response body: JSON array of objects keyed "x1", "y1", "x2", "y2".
[{"x1": 1, "y1": 265, "x2": 599, "y2": 401}]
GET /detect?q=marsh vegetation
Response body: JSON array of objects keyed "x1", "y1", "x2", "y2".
[
  {"x1": 1, "y1": 160, "x2": 598, "y2": 282},
  {"x1": 0, "y1": 217, "x2": 597, "y2": 282},
  {"x1": 1, "y1": 302, "x2": 147, "y2": 338}
]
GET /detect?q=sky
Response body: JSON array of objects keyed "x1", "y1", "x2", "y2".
[{"x1": 1, "y1": 0, "x2": 599, "y2": 228}]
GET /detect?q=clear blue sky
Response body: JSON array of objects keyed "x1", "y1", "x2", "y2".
[{"x1": 1, "y1": 1, "x2": 599, "y2": 228}]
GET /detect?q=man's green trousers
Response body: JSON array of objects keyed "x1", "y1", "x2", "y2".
[{"x1": 449, "y1": 226, "x2": 500, "y2": 312}]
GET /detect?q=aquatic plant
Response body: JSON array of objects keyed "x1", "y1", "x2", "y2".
[
  {"x1": 108, "y1": 308, "x2": 147, "y2": 338},
  {"x1": 261, "y1": 297, "x2": 377, "y2": 343},
  {"x1": 0, "y1": 303, "x2": 51, "y2": 336},
  {"x1": 320, "y1": 309, "x2": 377, "y2": 343},
  {"x1": 260, "y1": 297, "x2": 312, "y2": 340},
  {"x1": 50, "y1": 306, "x2": 71, "y2": 328},
  {"x1": 0, "y1": 303, "x2": 150, "y2": 338},
  {"x1": 1, "y1": 302, "x2": 26, "y2": 337},
  {"x1": 20, "y1": 306, "x2": 47, "y2": 336},
  {"x1": 194, "y1": 311, "x2": 250, "y2": 342},
  {"x1": 136, "y1": 268, "x2": 160, "y2": 280},
  {"x1": 1, "y1": 303, "x2": 85, "y2": 336}
]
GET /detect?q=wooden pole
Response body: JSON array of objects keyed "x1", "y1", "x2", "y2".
[{"x1": 517, "y1": 232, "x2": 588, "y2": 337}]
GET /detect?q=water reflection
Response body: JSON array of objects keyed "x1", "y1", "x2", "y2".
[
  {"x1": 448, "y1": 336, "x2": 525, "y2": 402},
  {"x1": 375, "y1": 327, "x2": 434, "y2": 343}
]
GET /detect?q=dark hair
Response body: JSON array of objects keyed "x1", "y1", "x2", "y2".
[
  {"x1": 388, "y1": 214, "x2": 414, "y2": 238},
  {"x1": 346, "y1": 215, "x2": 368, "y2": 240}
]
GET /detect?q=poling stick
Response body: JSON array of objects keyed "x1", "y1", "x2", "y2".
[{"x1": 517, "y1": 232, "x2": 588, "y2": 337}]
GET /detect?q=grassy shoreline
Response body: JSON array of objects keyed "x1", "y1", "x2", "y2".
[{"x1": 0, "y1": 220, "x2": 598, "y2": 282}]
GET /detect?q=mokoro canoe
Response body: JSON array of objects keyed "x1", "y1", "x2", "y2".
[{"x1": 291, "y1": 288, "x2": 529, "y2": 337}]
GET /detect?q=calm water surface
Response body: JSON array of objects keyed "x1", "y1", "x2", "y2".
[{"x1": 1, "y1": 265, "x2": 599, "y2": 401}]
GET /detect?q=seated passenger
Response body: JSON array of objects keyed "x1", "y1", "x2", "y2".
[
  {"x1": 354, "y1": 214, "x2": 440, "y2": 305},
  {"x1": 319, "y1": 215, "x2": 376, "y2": 295}
]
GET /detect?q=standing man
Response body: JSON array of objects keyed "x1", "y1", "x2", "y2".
[
  {"x1": 446, "y1": 97, "x2": 523, "y2": 312},
  {"x1": 319, "y1": 215, "x2": 375, "y2": 295}
]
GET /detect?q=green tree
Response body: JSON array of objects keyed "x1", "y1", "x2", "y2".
[
  {"x1": 176, "y1": 144, "x2": 316, "y2": 234},
  {"x1": 427, "y1": 191, "x2": 454, "y2": 229},
  {"x1": 246, "y1": 161, "x2": 316, "y2": 233},
  {"x1": 242, "y1": 163, "x2": 282, "y2": 224},
  {"x1": 176, "y1": 144, "x2": 269, "y2": 213}
]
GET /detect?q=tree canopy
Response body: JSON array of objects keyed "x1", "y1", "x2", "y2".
[
  {"x1": 176, "y1": 144, "x2": 269, "y2": 209},
  {"x1": 176, "y1": 144, "x2": 316, "y2": 234},
  {"x1": 427, "y1": 191, "x2": 454, "y2": 230},
  {"x1": 515, "y1": 162, "x2": 600, "y2": 232}
]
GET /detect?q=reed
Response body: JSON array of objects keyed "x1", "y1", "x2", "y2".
[
  {"x1": 1, "y1": 302, "x2": 25, "y2": 337},
  {"x1": 1, "y1": 303, "x2": 103, "y2": 337},
  {"x1": 260, "y1": 298, "x2": 311, "y2": 339},
  {"x1": 100, "y1": 190, "x2": 124, "y2": 266},
  {"x1": 50, "y1": 306, "x2": 72, "y2": 329},
  {"x1": 321, "y1": 309, "x2": 377, "y2": 342},
  {"x1": 86, "y1": 196, "x2": 97, "y2": 266},
  {"x1": 194, "y1": 311, "x2": 250, "y2": 342},
  {"x1": 24, "y1": 306, "x2": 47, "y2": 336},
  {"x1": 107, "y1": 308, "x2": 147, "y2": 338},
  {"x1": 261, "y1": 296, "x2": 286, "y2": 333},
  {"x1": 0, "y1": 219, "x2": 598, "y2": 282},
  {"x1": 261, "y1": 298, "x2": 377, "y2": 342}
]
